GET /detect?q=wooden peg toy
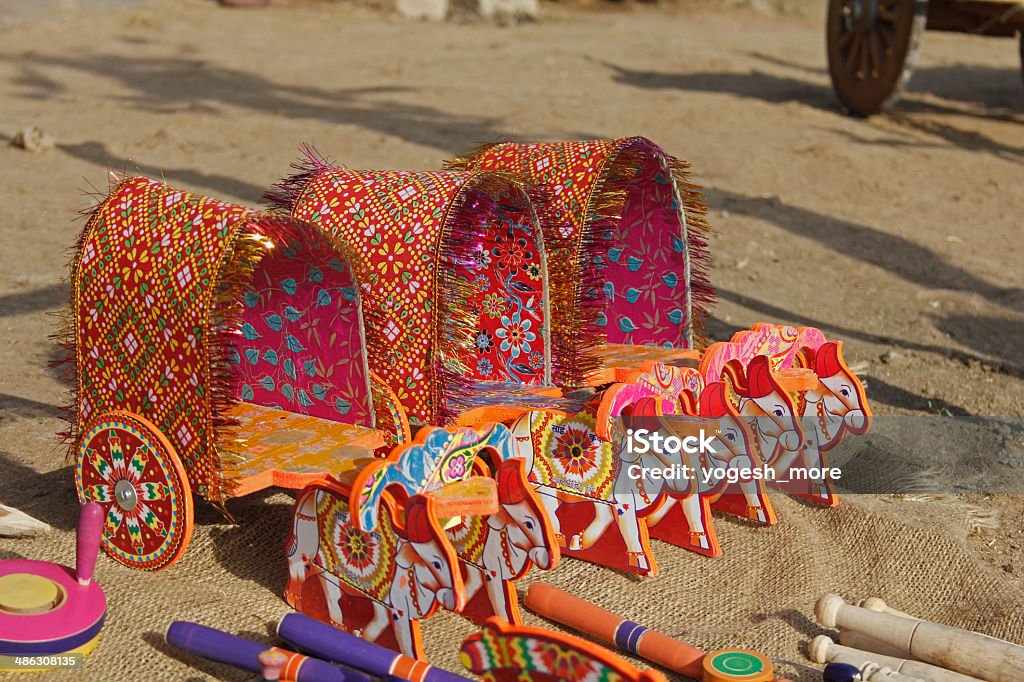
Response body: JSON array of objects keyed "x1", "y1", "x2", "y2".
[
  {"x1": 857, "y1": 598, "x2": 917, "y2": 620},
  {"x1": 0, "y1": 502, "x2": 106, "y2": 666},
  {"x1": 778, "y1": 658, "x2": 923, "y2": 682},
  {"x1": 855, "y1": 663, "x2": 925, "y2": 682},
  {"x1": 815, "y1": 594, "x2": 1024, "y2": 682},
  {"x1": 846, "y1": 596, "x2": 961, "y2": 661},
  {"x1": 810, "y1": 636, "x2": 983, "y2": 682},
  {"x1": 839, "y1": 629, "x2": 921, "y2": 662}
]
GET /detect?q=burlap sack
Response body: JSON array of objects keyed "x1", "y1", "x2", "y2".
[{"x1": 2, "y1": 479, "x2": 1021, "y2": 681}]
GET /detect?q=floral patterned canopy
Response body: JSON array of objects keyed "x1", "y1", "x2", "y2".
[
  {"x1": 269, "y1": 154, "x2": 553, "y2": 425},
  {"x1": 448, "y1": 136, "x2": 715, "y2": 386},
  {"x1": 63, "y1": 177, "x2": 374, "y2": 501}
]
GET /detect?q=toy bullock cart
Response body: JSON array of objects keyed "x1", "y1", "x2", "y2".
[
  {"x1": 57, "y1": 176, "x2": 464, "y2": 571},
  {"x1": 267, "y1": 152, "x2": 715, "y2": 579},
  {"x1": 826, "y1": 0, "x2": 1024, "y2": 115}
]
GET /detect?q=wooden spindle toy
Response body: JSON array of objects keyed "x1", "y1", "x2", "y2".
[
  {"x1": 856, "y1": 662, "x2": 925, "y2": 682},
  {"x1": 839, "y1": 629, "x2": 921, "y2": 662},
  {"x1": 846, "y1": 597, "x2": 919, "y2": 660},
  {"x1": 0, "y1": 503, "x2": 106, "y2": 665},
  {"x1": 815, "y1": 593, "x2": 1024, "y2": 682},
  {"x1": 857, "y1": 598, "x2": 916, "y2": 621},
  {"x1": 811, "y1": 636, "x2": 984, "y2": 682}
]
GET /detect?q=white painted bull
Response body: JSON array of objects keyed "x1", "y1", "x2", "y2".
[
  {"x1": 446, "y1": 457, "x2": 558, "y2": 624},
  {"x1": 285, "y1": 485, "x2": 462, "y2": 659}
]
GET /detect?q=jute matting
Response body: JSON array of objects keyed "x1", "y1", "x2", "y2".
[{"x1": 1, "y1": 481, "x2": 1022, "y2": 682}]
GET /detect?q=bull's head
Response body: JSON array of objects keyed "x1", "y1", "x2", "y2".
[
  {"x1": 492, "y1": 458, "x2": 559, "y2": 572},
  {"x1": 730, "y1": 355, "x2": 804, "y2": 457},
  {"x1": 813, "y1": 341, "x2": 872, "y2": 436},
  {"x1": 397, "y1": 494, "x2": 465, "y2": 616}
]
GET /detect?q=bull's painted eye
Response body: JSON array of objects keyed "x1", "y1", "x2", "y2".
[
  {"x1": 524, "y1": 520, "x2": 534, "y2": 530},
  {"x1": 773, "y1": 409, "x2": 783, "y2": 417},
  {"x1": 432, "y1": 560, "x2": 442, "y2": 570},
  {"x1": 725, "y1": 432, "x2": 735, "y2": 441},
  {"x1": 840, "y1": 388, "x2": 850, "y2": 397}
]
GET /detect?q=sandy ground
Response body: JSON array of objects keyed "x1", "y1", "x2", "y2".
[{"x1": 0, "y1": 0, "x2": 1022, "y2": 679}]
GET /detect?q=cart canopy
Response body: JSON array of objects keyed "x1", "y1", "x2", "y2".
[
  {"x1": 449, "y1": 136, "x2": 714, "y2": 386},
  {"x1": 65, "y1": 177, "x2": 374, "y2": 500},
  {"x1": 272, "y1": 159, "x2": 553, "y2": 425}
]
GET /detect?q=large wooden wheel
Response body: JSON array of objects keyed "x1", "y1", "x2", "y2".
[
  {"x1": 827, "y1": 0, "x2": 927, "y2": 115},
  {"x1": 75, "y1": 411, "x2": 194, "y2": 571}
]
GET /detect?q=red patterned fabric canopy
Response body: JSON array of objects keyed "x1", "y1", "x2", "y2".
[
  {"x1": 61, "y1": 177, "x2": 373, "y2": 502},
  {"x1": 270, "y1": 154, "x2": 563, "y2": 425},
  {"x1": 448, "y1": 137, "x2": 714, "y2": 385}
]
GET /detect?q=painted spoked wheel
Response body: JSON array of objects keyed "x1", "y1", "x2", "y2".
[
  {"x1": 826, "y1": 0, "x2": 927, "y2": 115},
  {"x1": 75, "y1": 411, "x2": 194, "y2": 571}
]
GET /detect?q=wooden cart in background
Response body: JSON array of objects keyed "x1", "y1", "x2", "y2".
[{"x1": 826, "y1": 0, "x2": 1024, "y2": 115}]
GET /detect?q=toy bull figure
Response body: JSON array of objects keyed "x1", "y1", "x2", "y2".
[
  {"x1": 447, "y1": 457, "x2": 559, "y2": 625},
  {"x1": 286, "y1": 486, "x2": 462, "y2": 658}
]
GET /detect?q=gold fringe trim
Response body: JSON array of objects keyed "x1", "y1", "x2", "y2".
[
  {"x1": 52, "y1": 172, "x2": 133, "y2": 464},
  {"x1": 667, "y1": 155, "x2": 715, "y2": 351}
]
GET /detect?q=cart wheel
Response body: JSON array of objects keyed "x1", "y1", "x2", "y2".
[
  {"x1": 75, "y1": 411, "x2": 194, "y2": 571},
  {"x1": 826, "y1": 0, "x2": 927, "y2": 115}
]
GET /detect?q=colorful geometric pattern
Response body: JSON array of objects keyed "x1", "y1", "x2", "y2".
[
  {"x1": 71, "y1": 178, "x2": 253, "y2": 498},
  {"x1": 352, "y1": 423, "x2": 516, "y2": 531},
  {"x1": 314, "y1": 491, "x2": 397, "y2": 602},
  {"x1": 75, "y1": 411, "x2": 193, "y2": 570},
  {"x1": 527, "y1": 407, "x2": 618, "y2": 500},
  {"x1": 446, "y1": 512, "x2": 488, "y2": 566},
  {"x1": 451, "y1": 136, "x2": 715, "y2": 384},
  {"x1": 279, "y1": 163, "x2": 547, "y2": 424},
  {"x1": 461, "y1": 618, "x2": 667, "y2": 682},
  {"x1": 68, "y1": 176, "x2": 375, "y2": 501}
]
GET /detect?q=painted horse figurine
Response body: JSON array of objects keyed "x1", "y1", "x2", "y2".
[
  {"x1": 447, "y1": 457, "x2": 559, "y2": 625},
  {"x1": 286, "y1": 488, "x2": 462, "y2": 658}
]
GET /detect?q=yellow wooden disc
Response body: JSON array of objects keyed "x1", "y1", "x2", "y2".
[{"x1": 0, "y1": 574, "x2": 63, "y2": 615}]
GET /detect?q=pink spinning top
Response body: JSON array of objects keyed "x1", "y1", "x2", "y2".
[{"x1": 0, "y1": 503, "x2": 106, "y2": 656}]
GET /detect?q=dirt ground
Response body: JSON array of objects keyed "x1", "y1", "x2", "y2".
[{"x1": 0, "y1": 0, "x2": 1022, "y2": 679}]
